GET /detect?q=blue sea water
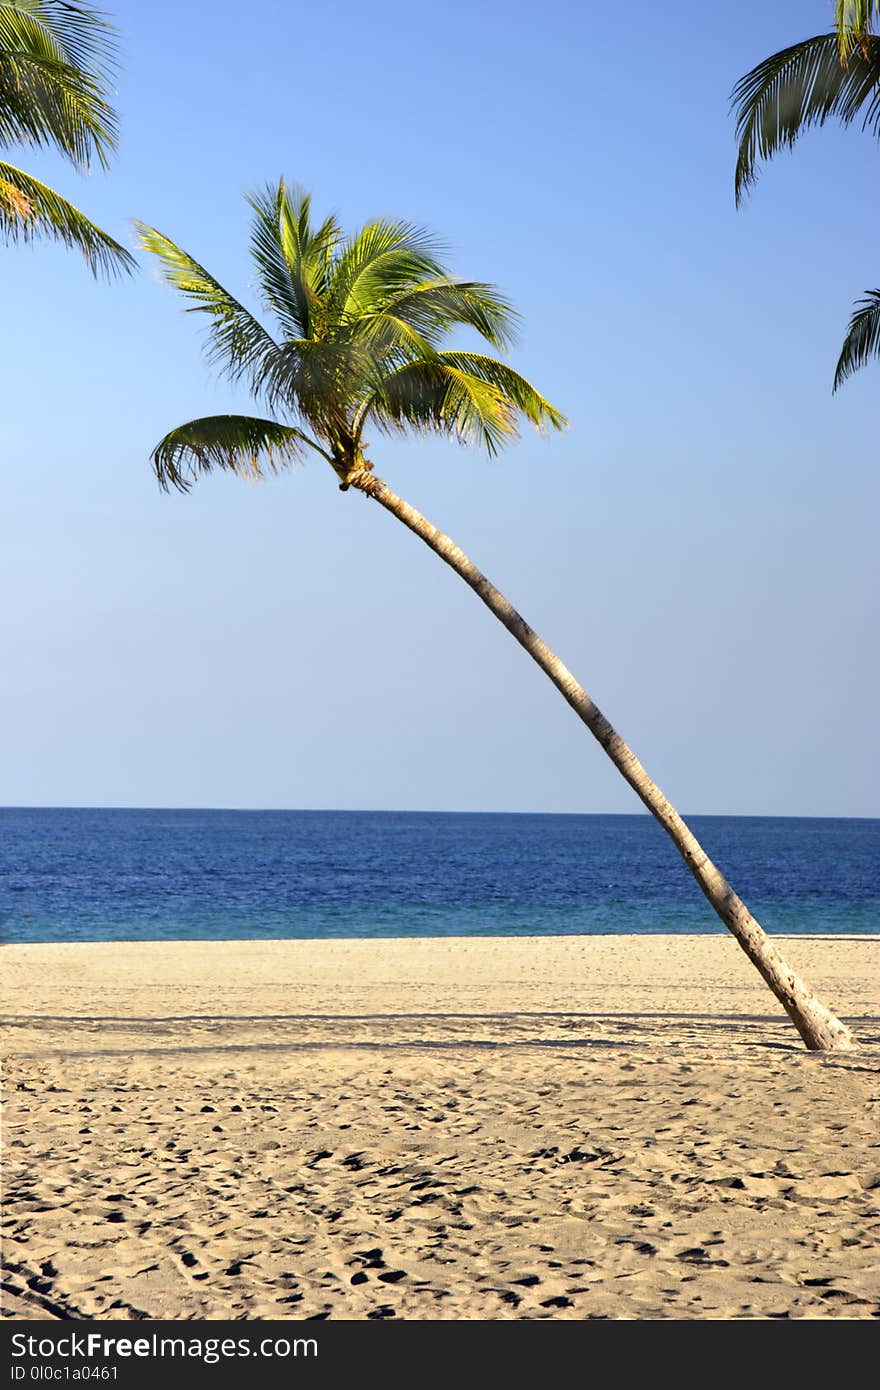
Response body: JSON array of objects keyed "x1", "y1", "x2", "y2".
[{"x1": 0, "y1": 808, "x2": 877, "y2": 945}]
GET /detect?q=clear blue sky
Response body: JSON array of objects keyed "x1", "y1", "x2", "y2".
[{"x1": 2, "y1": 0, "x2": 877, "y2": 815}]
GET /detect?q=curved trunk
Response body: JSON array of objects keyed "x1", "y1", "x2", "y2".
[{"x1": 351, "y1": 468, "x2": 858, "y2": 1052}]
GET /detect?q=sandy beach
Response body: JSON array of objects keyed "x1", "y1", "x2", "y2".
[{"x1": 2, "y1": 934, "x2": 878, "y2": 1321}]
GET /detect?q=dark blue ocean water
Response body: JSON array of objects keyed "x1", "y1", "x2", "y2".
[
  {"x1": 0, "y1": 806, "x2": 873, "y2": 945},
  {"x1": 0, "y1": 809, "x2": 877, "y2": 945}
]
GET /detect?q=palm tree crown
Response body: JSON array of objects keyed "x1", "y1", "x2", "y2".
[
  {"x1": 136, "y1": 183, "x2": 565, "y2": 491},
  {"x1": 0, "y1": 0, "x2": 133, "y2": 274},
  {"x1": 731, "y1": 1, "x2": 880, "y2": 386}
]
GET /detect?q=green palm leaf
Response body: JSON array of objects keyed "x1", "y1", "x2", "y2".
[
  {"x1": 834, "y1": 288, "x2": 880, "y2": 388},
  {"x1": 254, "y1": 335, "x2": 372, "y2": 435},
  {"x1": 349, "y1": 309, "x2": 439, "y2": 364},
  {"x1": 0, "y1": 3, "x2": 127, "y2": 274},
  {"x1": 365, "y1": 361, "x2": 513, "y2": 453},
  {"x1": 355, "y1": 279, "x2": 518, "y2": 351},
  {"x1": 326, "y1": 219, "x2": 446, "y2": 326},
  {"x1": 2, "y1": 1, "x2": 118, "y2": 74},
  {"x1": 135, "y1": 223, "x2": 281, "y2": 397},
  {"x1": 361, "y1": 351, "x2": 566, "y2": 455},
  {"x1": 0, "y1": 48, "x2": 115, "y2": 165},
  {"x1": 835, "y1": 1, "x2": 880, "y2": 59},
  {"x1": 0, "y1": 1, "x2": 119, "y2": 167},
  {"x1": 247, "y1": 180, "x2": 340, "y2": 339},
  {"x1": 151, "y1": 414, "x2": 326, "y2": 493},
  {"x1": 732, "y1": 32, "x2": 880, "y2": 202},
  {"x1": 0, "y1": 157, "x2": 131, "y2": 272},
  {"x1": 437, "y1": 352, "x2": 567, "y2": 431}
]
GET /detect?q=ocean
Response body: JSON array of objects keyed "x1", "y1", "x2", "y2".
[{"x1": 0, "y1": 808, "x2": 877, "y2": 945}]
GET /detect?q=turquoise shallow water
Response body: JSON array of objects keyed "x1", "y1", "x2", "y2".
[{"x1": 0, "y1": 808, "x2": 877, "y2": 944}]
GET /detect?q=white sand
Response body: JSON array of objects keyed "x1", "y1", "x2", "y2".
[{"x1": 2, "y1": 935, "x2": 878, "y2": 1320}]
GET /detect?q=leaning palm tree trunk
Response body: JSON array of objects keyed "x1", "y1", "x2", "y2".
[{"x1": 352, "y1": 467, "x2": 858, "y2": 1052}]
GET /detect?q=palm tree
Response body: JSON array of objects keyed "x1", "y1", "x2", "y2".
[
  {"x1": 135, "y1": 184, "x2": 857, "y2": 1052},
  {"x1": 732, "y1": 0, "x2": 880, "y2": 385},
  {"x1": 1, "y1": 0, "x2": 133, "y2": 274}
]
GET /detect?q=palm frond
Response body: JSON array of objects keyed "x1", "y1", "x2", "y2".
[
  {"x1": 259, "y1": 335, "x2": 381, "y2": 434},
  {"x1": 151, "y1": 414, "x2": 324, "y2": 492},
  {"x1": 360, "y1": 352, "x2": 566, "y2": 455},
  {"x1": 347, "y1": 310, "x2": 439, "y2": 366},
  {"x1": 135, "y1": 222, "x2": 282, "y2": 396},
  {"x1": 0, "y1": 157, "x2": 131, "y2": 273},
  {"x1": 833, "y1": 287, "x2": 880, "y2": 388},
  {"x1": 836, "y1": 1, "x2": 880, "y2": 59},
  {"x1": 436, "y1": 352, "x2": 567, "y2": 431},
  {"x1": 246, "y1": 180, "x2": 340, "y2": 338},
  {"x1": 355, "y1": 279, "x2": 519, "y2": 351},
  {"x1": 326, "y1": 219, "x2": 446, "y2": 325},
  {"x1": 0, "y1": 48, "x2": 116, "y2": 165},
  {"x1": 1, "y1": 2, "x2": 119, "y2": 75},
  {"x1": 732, "y1": 32, "x2": 880, "y2": 202},
  {"x1": 0, "y1": 1, "x2": 119, "y2": 167},
  {"x1": 365, "y1": 361, "x2": 513, "y2": 453}
]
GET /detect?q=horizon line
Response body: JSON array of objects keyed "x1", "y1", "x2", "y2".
[{"x1": 1, "y1": 804, "x2": 877, "y2": 822}]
